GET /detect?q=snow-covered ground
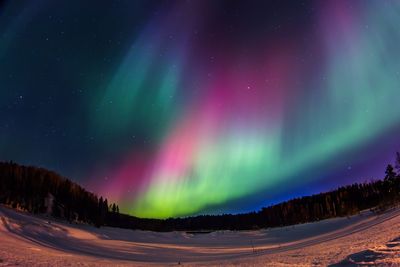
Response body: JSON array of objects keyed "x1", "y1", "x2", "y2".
[{"x1": 1, "y1": 205, "x2": 400, "y2": 266}]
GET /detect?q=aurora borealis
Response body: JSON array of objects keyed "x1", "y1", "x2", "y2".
[{"x1": 1, "y1": 1, "x2": 400, "y2": 218}]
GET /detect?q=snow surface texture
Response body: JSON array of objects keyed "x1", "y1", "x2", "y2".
[{"x1": 1, "y1": 205, "x2": 400, "y2": 266}]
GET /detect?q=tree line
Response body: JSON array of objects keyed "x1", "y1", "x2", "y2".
[
  {"x1": 0, "y1": 161, "x2": 119, "y2": 227},
  {"x1": 0, "y1": 152, "x2": 400, "y2": 231}
]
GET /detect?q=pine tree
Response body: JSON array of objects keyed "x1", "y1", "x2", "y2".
[
  {"x1": 395, "y1": 152, "x2": 400, "y2": 175},
  {"x1": 385, "y1": 164, "x2": 397, "y2": 181},
  {"x1": 112, "y1": 203, "x2": 117, "y2": 213}
]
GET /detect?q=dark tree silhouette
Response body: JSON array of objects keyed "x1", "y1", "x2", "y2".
[
  {"x1": 385, "y1": 164, "x2": 397, "y2": 180},
  {"x1": 395, "y1": 152, "x2": 400, "y2": 174}
]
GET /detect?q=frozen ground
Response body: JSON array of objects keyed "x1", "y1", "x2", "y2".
[{"x1": 1, "y1": 205, "x2": 400, "y2": 266}]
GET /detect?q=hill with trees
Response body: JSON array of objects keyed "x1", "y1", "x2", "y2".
[
  {"x1": 0, "y1": 162, "x2": 117, "y2": 227},
  {"x1": 1, "y1": 152, "x2": 400, "y2": 231}
]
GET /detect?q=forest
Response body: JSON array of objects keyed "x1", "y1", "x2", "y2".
[{"x1": 0, "y1": 152, "x2": 400, "y2": 231}]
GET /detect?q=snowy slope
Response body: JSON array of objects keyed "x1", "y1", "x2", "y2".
[{"x1": 1, "y1": 205, "x2": 400, "y2": 266}]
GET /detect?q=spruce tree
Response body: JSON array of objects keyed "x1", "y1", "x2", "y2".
[
  {"x1": 395, "y1": 152, "x2": 400, "y2": 175},
  {"x1": 385, "y1": 164, "x2": 397, "y2": 180}
]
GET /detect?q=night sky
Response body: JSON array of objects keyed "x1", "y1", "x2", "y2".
[{"x1": 1, "y1": 0, "x2": 400, "y2": 218}]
